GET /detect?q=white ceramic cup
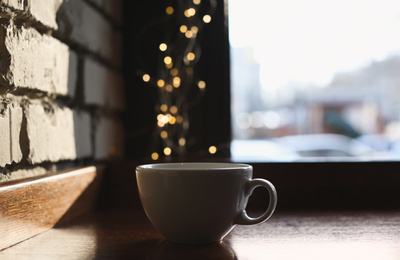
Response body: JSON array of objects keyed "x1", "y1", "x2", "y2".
[{"x1": 136, "y1": 162, "x2": 277, "y2": 243}]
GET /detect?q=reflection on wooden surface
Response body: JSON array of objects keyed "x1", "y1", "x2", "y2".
[
  {"x1": 2, "y1": 210, "x2": 400, "y2": 259},
  {"x1": 0, "y1": 166, "x2": 102, "y2": 250}
]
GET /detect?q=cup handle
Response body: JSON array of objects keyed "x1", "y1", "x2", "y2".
[{"x1": 234, "y1": 179, "x2": 277, "y2": 225}]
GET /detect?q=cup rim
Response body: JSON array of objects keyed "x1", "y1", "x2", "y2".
[{"x1": 136, "y1": 162, "x2": 252, "y2": 172}]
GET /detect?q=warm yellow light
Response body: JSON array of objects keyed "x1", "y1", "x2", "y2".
[
  {"x1": 209, "y1": 146, "x2": 217, "y2": 154},
  {"x1": 171, "y1": 68, "x2": 179, "y2": 76},
  {"x1": 185, "y1": 30, "x2": 193, "y2": 38},
  {"x1": 161, "y1": 115, "x2": 169, "y2": 124},
  {"x1": 203, "y1": 15, "x2": 212, "y2": 23},
  {"x1": 166, "y1": 84, "x2": 173, "y2": 92},
  {"x1": 160, "y1": 104, "x2": 168, "y2": 112},
  {"x1": 164, "y1": 56, "x2": 172, "y2": 65},
  {"x1": 198, "y1": 80, "x2": 206, "y2": 89},
  {"x1": 164, "y1": 147, "x2": 172, "y2": 156},
  {"x1": 151, "y1": 152, "x2": 159, "y2": 160},
  {"x1": 193, "y1": 0, "x2": 201, "y2": 5},
  {"x1": 188, "y1": 8, "x2": 196, "y2": 16},
  {"x1": 179, "y1": 138, "x2": 186, "y2": 146},
  {"x1": 180, "y1": 25, "x2": 188, "y2": 33},
  {"x1": 173, "y1": 77, "x2": 181, "y2": 88},
  {"x1": 187, "y1": 52, "x2": 195, "y2": 61},
  {"x1": 159, "y1": 43, "x2": 167, "y2": 51},
  {"x1": 170, "y1": 105, "x2": 178, "y2": 114},
  {"x1": 157, "y1": 79, "x2": 165, "y2": 87},
  {"x1": 184, "y1": 10, "x2": 190, "y2": 17},
  {"x1": 191, "y1": 26, "x2": 198, "y2": 34},
  {"x1": 166, "y1": 6, "x2": 174, "y2": 15},
  {"x1": 169, "y1": 116, "x2": 176, "y2": 125},
  {"x1": 176, "y1": 115, "x2": 183, "y2": 124},
  {"x1": 157, "y1": 114, "x2": 164, "y2": 121},
  {"x1": 157, "y1": 121, "x2": 165, "y2": 127},
  {"x1": 160, "y1": 131, "x2": 168, "y2": 139},
  {"x1": 142, "y1": 74, "x2": 150, "y2": 82},
  {"x1": 165, "y1": 62, "x2": 173, "y2": 69}
]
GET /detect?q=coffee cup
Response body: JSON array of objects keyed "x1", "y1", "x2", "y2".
[{"x1": 136, "y1": 162, "x2": 277, "y2": 243}]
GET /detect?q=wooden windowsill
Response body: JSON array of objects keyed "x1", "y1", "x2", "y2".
[
  {"x1": 2, "y1": 160, "x2": 400, "y2": 258},
  {"x1": 1, "y1": 208, "x2": 400, "y2": 259},
  {"x1": 0, "y1": 165, "x2": 103, "y2": 251}
]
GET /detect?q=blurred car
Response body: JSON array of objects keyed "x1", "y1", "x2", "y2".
[
  {"x1": 272, "y1": 134, "x2": 374, "y2": 158},
  {"x1": 231, "y1": 134, "x2": 400, "y2": 162},
  {"x1": 231, "y1": 139, "x2": 300, "y2": 162}
]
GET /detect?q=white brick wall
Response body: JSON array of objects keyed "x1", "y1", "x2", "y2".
[
  {"x1": 84, "y1": 58, "x2": 125, "y2": 111},
  {"x1": 27, "y1": 0, "x2": 64, "y2": 29},
  {"x1": 73, "y1": 110, "x2": 92, "y2": 158},
  {"x1": 57, "y1": 0, "x2": 122, "y2": 68},
  {"x1": 0, "y1": 0, "x2": 125, "y2": 181},
  {"x1": 0, "y1": 102, "x2": 22, "y2": 167},
  {"x1": 1, "y1": 0, "x2": 24, "y2": 10},
  {"x1": 25, "y1": 102, "x2": 76, "y2": 164},
  {"x1": 86, "y1": 0, "x2": 123, "y2": 26},
  {"x1": 2, "y1": 25, "x2": 69, "y2": 95},
  {"x1": 67, "y1": 50, "x2": 79, "y2": 97}
]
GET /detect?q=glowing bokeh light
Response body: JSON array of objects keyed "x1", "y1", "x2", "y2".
[
  {"x1": 170, "y1": 106, "x2": 178, "y2": 114},
  {"x1": 171, "y1": 68, "x2": 179, "y2": 76},
  {"x1": 164, "y1": 56, "x2": 172, "y2": 65},
  {"x1": 187, "y1": 52, "x2": 195, "y2": 61},
  {"x1": 209, "y1": 146, "x2": 217, "y2": 154},
  {"x1": 157, "y1": 79, "x2": 165, "y2": 87},
  {"x1": 198, "y1": 80, "x2": 206, "y2": 89},
  {"x1": 151, "y1": 152, "x2": 159, "y2": 160},
  {"x1": 179, "y1": 138, "x2": 186, "y2": 146},
  {"x1": 160, "y1": 131, "x2": 168, "y2": 139},
  {"x1": 164, "y1": 147, "x2": 172, "y2": 156},
  {"x1": 160, "y1": 104, "x2": 168, "y2": 112},
  {"x1": 173, "y1": 77, "x2": 181, "y2": 88},
  {"x1": 142, "y1": 74, "x2": 150, "y2": 82},
  {"x1": 203, "y1": 15, "x2": 212, "y2": 23},
  {"x1": 159, "y1": 43, "x2": 167, "y2": 51},
  {"x1": 180, "y1": 25, "x2": 188, "y2": 33},
  {"x1": 166, "y1": 6, "x2": 174, "y2": 15}
]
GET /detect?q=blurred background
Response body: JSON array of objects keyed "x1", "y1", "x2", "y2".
[{"x1": 230, "y1": 0, "x2": 400, "y2": 161}]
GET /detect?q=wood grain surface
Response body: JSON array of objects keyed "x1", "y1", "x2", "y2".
[
  {"x1": 0, "y1": 166, "x2": 103, "y2": 251},
  {"x1": 2, "y1": 210, "x2": 400, "y2": 259}
]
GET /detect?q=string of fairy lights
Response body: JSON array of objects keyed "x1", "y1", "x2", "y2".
[{"x1": 136, "y1": 0, "x2": 218, "y2": 160}]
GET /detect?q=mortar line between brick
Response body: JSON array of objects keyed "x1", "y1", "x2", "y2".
[
  {"x1": 8, "y1": 105, "x2": 13, "y2": 164},
  {"x1": 81, "y1": 0, "x2": 121, "y2": 30}
]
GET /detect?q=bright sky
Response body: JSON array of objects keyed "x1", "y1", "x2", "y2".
[{"x1": 229, "y1": 0, "x2": 400, "y2": 89}]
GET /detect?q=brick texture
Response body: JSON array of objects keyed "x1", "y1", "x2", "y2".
[
  {"x1": 73, "y1": 110, "x2": 92, "y2": 158},
  {"x1": 84, "y1": 58, "x2": 125, "y2": 111},
  {"x1": 86, "y1": 0, "x2": 123, "y2": 26},
  {"x1": 57, "y1": 0, "x2": 122, "y2": 68},
  {"x1": 67, "y1": 50, "x2": 79, "y2": 97},
  {"x1": 27, "y1": 0, "x2": 64, "y2": 29},
  {"x1": 0, "y1": 0, "x2": 125, "y2": 180},
  {"x1": 0, "y1": 101, "x2": 22, "y2": 167},
  {"x1": 0, "y1": 0, "x2": 24, "y2": 11},
  {"x1": 1, "y1": 25, "x2": 69, "y2": 95},
  {"x1": 25, "y1": 102, "x2": 76, "y2": 164}
]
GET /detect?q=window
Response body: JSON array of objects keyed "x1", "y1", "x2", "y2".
[
  {"x1": 122, "y1": 0, "x2": 400, "y2": 209},
  {"x1": 229, "y1": 0, "x2": 400, "y2": 162}
]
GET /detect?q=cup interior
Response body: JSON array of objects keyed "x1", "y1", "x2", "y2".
[{"x1": 137, "y1": 162, "x2": 251, "y2": 171}]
